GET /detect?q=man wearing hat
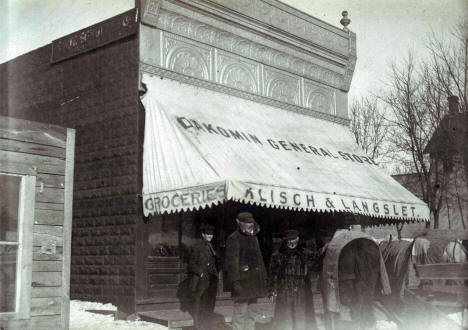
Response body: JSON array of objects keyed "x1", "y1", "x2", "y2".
[
  {"x1": 188, "y1": 224, "x2": 219, "y2": 329},
  {"x1": 269, "y1": 229, "x2": 318, "y2": 330},
  {"x1": 225, "y1": 212, "x2": 268, "y2": 330}
]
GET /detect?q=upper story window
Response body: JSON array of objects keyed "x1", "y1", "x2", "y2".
[{"x1": 0, "y1": 173, "x2": 35, "y2": 319}]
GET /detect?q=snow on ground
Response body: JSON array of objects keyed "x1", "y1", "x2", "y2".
[
  {"x1": 70, "y1": 300, "x2": 168, "y2": 330},
  {"x1": 376, "y1": 320, "x2": 398, "y2": 330},
  {"x1": 448, "y1": 312, "x2": 464, "y2": 327},
  {"x1": 70, "y1": 300, "x2": 462, "y2": 330}
]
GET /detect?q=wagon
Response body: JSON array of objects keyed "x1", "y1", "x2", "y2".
[
  {"x1": 410, "y1": 229, "x2": 468, "y2": 329},
  {"x1": 321, "y1": 230, "x2": 391, "y2": 329},
  {"x1": 379, "y1": 229, "x2": 468, "y2": 329}
]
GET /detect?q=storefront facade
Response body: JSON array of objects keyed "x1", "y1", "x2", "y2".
[
  {"x1": 136, "y1": 0, "x2": 428, "y2": 315},
  {"x1": 0, "y1": 0, "x2": 429, "y2": 318},
  {"x1": 137, "y1": 0, "x2": 355, "y2": 312}
]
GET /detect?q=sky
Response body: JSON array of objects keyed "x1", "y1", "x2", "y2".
[{"x1": 0, "y1": 0, "x2": 466, "y2": 101}]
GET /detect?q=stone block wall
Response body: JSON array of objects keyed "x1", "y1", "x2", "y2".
[{"x1": 0, "y1": 35, "x2": 140, "y2": 310}]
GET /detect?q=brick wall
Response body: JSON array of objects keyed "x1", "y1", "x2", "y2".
[{"x1": 0, "y1": 36, "x2": 140, "y2": 310}]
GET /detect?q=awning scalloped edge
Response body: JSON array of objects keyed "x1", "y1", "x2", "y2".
[{"x1": 144, "y1": 195, "x2": 429, "y2": 222}]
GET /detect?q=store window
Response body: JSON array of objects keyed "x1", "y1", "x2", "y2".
[{"x1": 0, "y1": 173, "x2": 35, "y2": 319}]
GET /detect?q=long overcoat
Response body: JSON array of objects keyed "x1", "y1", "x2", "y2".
[
  {"x1": 224, "y1": 224, "x2": 268, "y2": 301},
  {"x1": 188, "y1": 240, "x2": 218, "y2": 296}
]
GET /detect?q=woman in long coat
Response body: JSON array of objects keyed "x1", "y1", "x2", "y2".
[{"x1": 269, "y1": 229, "x2": 319, "y2": 330}]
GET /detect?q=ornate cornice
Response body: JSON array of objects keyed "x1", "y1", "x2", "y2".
[
  {"x1": 139, "y1": 0, "x2": 355, "y2": 123},
  {"x1": 202, "y1": 0, "x2": 349, "y2": 54},
  {"x1": 154, "y1": 9, "x2": 345, "y2": 90},
  {"x1": 140, "y1": 62, "x2": 351, "y2": 126},
  {"x1": 342, "y1": 32, "x2": 357, "y2": 90},
  {"x1": 141, "y1": 0, "x2": 356, "y2": 92},
  {"x1": 140, "y1": 28, "x2": 348, "y2": 120},
  {"x1": 148, "y1": 0, "x2": 350, "y2": 56}
]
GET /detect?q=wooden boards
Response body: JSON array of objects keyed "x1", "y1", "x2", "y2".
[
  {"x1": 415, "y1": 263, "x2": 468, "y2": 280},
  {"x1": 0, "y1": 116, "x2": 74, "y2": 330}
]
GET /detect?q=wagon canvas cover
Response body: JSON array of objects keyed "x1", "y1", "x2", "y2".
[{"x1": 141, "y1": 74, "x2": 429, "y2": 222}]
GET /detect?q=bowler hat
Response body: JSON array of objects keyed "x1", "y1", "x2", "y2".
[
  {"x1": 200, "y1": 224, "x2": 215, "y2": 234},
  {"x1": 236, "y1": 212, "x2": 254, "y2": 223},
  {"x1": 284, "y1": 229, "x2": 299, "y2": 240}
]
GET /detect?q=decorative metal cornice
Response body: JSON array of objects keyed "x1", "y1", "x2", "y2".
[
  {"x1": 141, "y1": 0, "x2": 356, "y2": 92},
  {"x1": 154, "y1": 9, "x2": 345, "y2": 90},
  {"x1": 140, "y1": 62, "x2": 351, "y2": 126},
  {"x1": 171, "y1": 0, "x2": 350, "y2": 55},
  {"x1": 342, "y1": 31, "x2": 357, "y2": 90}
]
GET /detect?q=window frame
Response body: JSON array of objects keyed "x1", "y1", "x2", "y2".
[{"x1": 0, "y1": 172, "x2": 36, "y2": 320}]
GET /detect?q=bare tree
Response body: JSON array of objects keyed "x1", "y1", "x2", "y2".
[
  {"x1": 349, "y1": 96, "x2": 390, "y2": 165},
  {"x1": 381, "y1": 53, "x2": 449, "y2": 228},
  {"x1": 380, "y1": 20, "x2": 467, "y2": 229}
]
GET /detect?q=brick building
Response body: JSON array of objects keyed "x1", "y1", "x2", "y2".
[
  {"x1": 1, "y1": 0, "x2": 430, "y2": 319},
  {"x1": 1, "y1": 9, "x2": 140, "y2": 314}
]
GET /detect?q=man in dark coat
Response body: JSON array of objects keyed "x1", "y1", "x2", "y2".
[
  {"x1": 225, "y1": 212, "x2": 268, "y2": 330},
  {"x1": 269, "y1": 229, "x2": 318, "y2": 330},
  {"x1": 188, "y1": 224, "x2": 219, "y2": 329}
]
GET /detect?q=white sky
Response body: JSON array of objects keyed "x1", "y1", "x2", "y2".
[{"x1": 0, "y1": 0, "x2": 466, "y2": 101}]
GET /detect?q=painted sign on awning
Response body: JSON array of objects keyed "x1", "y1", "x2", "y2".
[{"x1": 141, "y1": 74, "x2": 430, "y2": 221}]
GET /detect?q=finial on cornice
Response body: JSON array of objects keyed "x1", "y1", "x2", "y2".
[{"x1": 340, "y1": 11, "x2": 351, "y2": 31}]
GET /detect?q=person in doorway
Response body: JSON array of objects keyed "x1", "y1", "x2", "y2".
[
  {"x1": 188, "y1": 224, "x2": 219, "y2": 329},
  {"x1": 224, "y1": 212, "x2": 268, "y2": 330},
  {"x1": 269, "y1": 229, "x2": 318, "y2": 330}
]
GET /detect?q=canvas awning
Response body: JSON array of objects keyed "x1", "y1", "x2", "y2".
[{"x1": 141, "y1": 74, "x2": 430, "y2": 222}]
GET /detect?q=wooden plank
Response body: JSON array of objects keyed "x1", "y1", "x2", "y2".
[
  {"x1": 0, "y1": 150, "x2": 65, "y2": 171},
  {"x1": 0, "y1": 138, "x2": 66, "y2": 158},
  {"x1": 30, "y1": 297, "x2": 62, "y2": 316},
  {"x1": 17, "y1": 174, "x2": 36, "y2": 319},
  {"x1": 32, "y1": 286, "x2": 63, "y2": 298},
  {"x1": 34, "y1": 209, "x2": 65, "y2": 225},
  {"x1": 0, "y1": 318, "x2": 31, "y2": 329},
  {"x1": 33, "y1": 246, "x2": 63, "y2": 261},
  {"x1": 33, "y1": 260, "x2": 63, "y2": 272},
  {"x1": 33, "y1": 232, "x2": 64, "y2": 247},
  {"x1": 0, "y1": 159, "x2": 37, "y2": 175},
  {"x1": 32, "y1": 271, "x2": 62, "y2": 287},
  {"x1": 31, "y1": 315, "x2": 62, "y2": 330},
  {"x1": 61, "y1": 128, "x2": 75, "y2": 330},
  {"x1": 423, "y1": 284, "x2": 468, "y2": 295},
  {"x1": 36, "y1": 187, "x2": 64, "y2": 203},
  {"x1": 429, "y1": 300, "x2": 464, "y2": 308},
  {"x1": 34, "y1": 224, "x2": 64, "y2": 237},
  {"x1": 37, "y1": 173, "x2": 65, "y2": 188},
  {"x1": 0, "y1": 159, "x2": 64, "y2": 175},
  {"x1": 36, "y1": 202, "x2": 64, "y2": 211},
  {"x1": 0, "y1": 115, "x2": 67, "y2": 148},
  {"x1": 415, "y1": 263, "x2": 468, "y2": 280}
]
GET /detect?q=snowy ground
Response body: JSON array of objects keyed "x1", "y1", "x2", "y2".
[
  {"x1": 448, "y1": 312, "x2": 465, "y2": 327},
  {"x1": 70, "y1": 301, "x2": 167, "y2": 330},
  {"x1": 70, "y1": 300, "x2": 463, "y2": 330}
]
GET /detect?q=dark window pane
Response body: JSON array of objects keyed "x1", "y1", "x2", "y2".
[
  {"x1": 0, "y1": 174, "x2": 21, "y2": 242},
  {"x1": 0, "y1": 244, "x2": 18, "y2": 312}
]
